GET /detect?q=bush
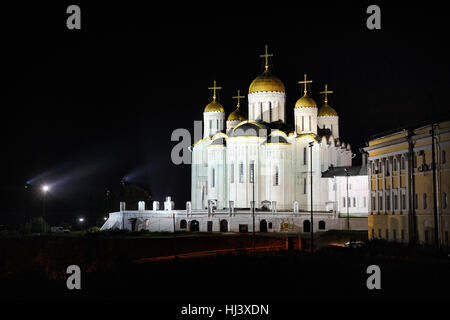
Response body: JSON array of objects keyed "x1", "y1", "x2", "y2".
[{"x1": 23, "y1": 216, "x2": 50, "y2": 234}]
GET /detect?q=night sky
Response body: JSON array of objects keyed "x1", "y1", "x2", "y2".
[{"x1": 2, "y1": 2, "x2": 449, "y2": 226}]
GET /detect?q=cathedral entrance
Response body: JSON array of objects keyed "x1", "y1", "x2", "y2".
[
  {"x1": 260, "y1": 220, "x2": 268, "y2": 232},
  {"x1": 190, "y1": 220, "x2": 199, "y2": 232},
  {"x1": 220, "y1": 219, "x2": 228, "y2": 232}
]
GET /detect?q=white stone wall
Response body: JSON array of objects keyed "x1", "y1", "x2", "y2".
[
  {"x1": 318, "y1": 115, "x2": 339, "y2": 139},
  {"x1": 203, "y1": 111, "x2": 225, "y2": 138},
  {"x1": 248, "y1": 91, "x2": 286, "y2": 123},
  {"x1": 294, "y1": 107, "x2": 318, "y2": 134}
]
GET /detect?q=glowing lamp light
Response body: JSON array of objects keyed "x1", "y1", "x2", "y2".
[
  {"x1": 79, "y1": 218, "x2": 84, "y2": 222},
  {"x1": 42, "y1": 185, "x2": 50, "y2": 193}
]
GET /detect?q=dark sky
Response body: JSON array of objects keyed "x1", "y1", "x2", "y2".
[{"x1": 2, "y1": 2, "x2": 450, "y2": 225}]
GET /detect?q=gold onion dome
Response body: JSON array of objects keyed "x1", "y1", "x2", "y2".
[
  {"x1": 295, "y1": 94, "x2": 317, "y2": 108},
  {"x1": 295, "y1": 74, "x2": 316, "y2": 108},
  {"x1": 318, "y1": 83, "x2": 337, "y2": 116},
  {"x1": 204, "y1": 80, "x2": 224, "y2": 112},
  {"x1": 228, "y1": 108, "x2": 246, "y2": 121},
  {"x1": 204, "y1": 99, "x2": 224, "y2": 112},
  {"x1": 318, "y1": 103, "x2": 338, "y2": 117},
  {"x1": 249, "y1": 69, "x2": 285, "y2": 93}
]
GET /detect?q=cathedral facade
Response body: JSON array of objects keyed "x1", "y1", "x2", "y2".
[
  {"x1": 192, "y1": 46, "x2": 360, "y2": 214},
  {"x1": 102, "y1": 46, "x2": 369, "y2": 233}
]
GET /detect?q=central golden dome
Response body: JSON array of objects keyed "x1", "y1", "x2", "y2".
[
  {"x1": 318, "y1": 102, "x2": 338, "y2": 117},
  {"x1": 249, "y1": 69, "x2": 285, "y2": 94},
  {"x1": 295, "y1": 94, "x2": 317, "y2": 108},
  {"x1": 204, "y1": 99, "x2": 224, "y2": 112}
]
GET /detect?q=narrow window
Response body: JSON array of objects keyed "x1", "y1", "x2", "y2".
[
  {"x1": 414, "y1": 194, "x2": 418, "y2": 209},
  {"x1": 269, "y1": 102, "x2": 272, "y2": 122},
  {"x1": 209, "y1": 120, "x2": 212, "y2": 132},
  {"x1": 394, "y1": 194, "x2": 398, "y2": 210},
  {"x1": 216, "y1": 119, "x2": 219, "y2": 131},
  {"x1": 385, "y1": 229, "x2": 389, "y2": 240},
  {"x1": 353, "y1": 197, "x2": 356, "y2": 207},
  {"x1": 331, "y1": 124, "x2": 333, "y2": 132},
  {"x1": 386, "y1": 194, "x2": 390, "y2": 210},
  {"x1": 393, "y1": 229, "x2": 397, "y2": 241},
  {"x1": 378, "y1": 229, "x2": 382, "y2": 239},
  {"x1": 379, "y1": 195, "x2": 383, "y2": 210},
  {"x1": 343, "y1": 197, "x2": 346, "y2": 207},
  {"x1": 401, "y1": 229, "x2": 405, "y2": 241},
  {"x1": 239, "y1": 162, "x2": 244, "y2": 183},
  {"x1": 249, "y1": 161, "x2": 255, "y2": 183},
  {"x1": 303, "y1": 147, "x2": 307, "y2": 165},
  {"x1": 309, "y1": 116, "x2": 311, "y2": 131},
  {"x1": 414, "y1": 154, "x2": 418, "y2": 168},
  {"x1": 443, "y1": 150, "x2": 446, "y2": 164},
  {"x1": 302, "y1": 116, "x2": 304, "y2": 131},
  {"x1": 372, "y1": 196, "x2": 376, "y2": 210},
  {"x1": 401, "y1": 157, "x2": 405, "y2": 170},
  {"x1": 260, "y1": 103, "x2": 263, "y2": 120},
  {"x1": 348, "y1": 197, "x2": 351, "y2": 207},
  {"x1": 212, "y1": 168, "x2": 215, "y2": 188},
  {"x1": 364, "y1": 197, "x2": 367, "y2": 208},
  {"x1": 274, "y1": 166, "x2": 279, "y2": 186},
  {"x1": 393, "y1": 158, "x2": 397, "y2": 171}
]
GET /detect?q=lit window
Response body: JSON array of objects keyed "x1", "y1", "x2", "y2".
[{"x1": 250, "y1": 162, "x2": 255, "y2": 183}]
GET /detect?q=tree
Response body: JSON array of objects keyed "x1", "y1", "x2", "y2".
[{"x1": 23, "y1": 216, "x2": 50, "y2": 234}]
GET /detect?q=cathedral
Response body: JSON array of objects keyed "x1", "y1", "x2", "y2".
[
  {"x1": 192, "y1": 46, "x2": 363, "y2": 213},
  {"x1": 101, "y1": 46, "x2": 368, "y2": 233}
]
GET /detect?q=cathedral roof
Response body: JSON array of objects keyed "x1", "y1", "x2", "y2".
[
  {"x1": 230, "y1": 121, "x2": 267, "y2": 137},
  {"x1": 249, "y1": 69, "x2": 285, "y2": 94},
  {"x1": 204, "y1": 99, "x2": 225, "y2": 113},
  {"x1": 318, "y1": 102, "x2": 338, "y2": 117},
  {"x1": 227, "y1": 108, "x2": 247, "y2": 121},
  {"x1": 295, "y1": 94, "x2": 317, "y2": 108}
]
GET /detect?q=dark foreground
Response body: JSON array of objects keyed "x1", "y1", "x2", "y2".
[{"x1": 1, "y1": 232, "x2": 449, "y2": 301}]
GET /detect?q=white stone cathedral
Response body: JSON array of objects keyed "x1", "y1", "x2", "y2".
[
  {"x1": 101, "y1": 46, "x2": 369, "y2": 233},
  {"x1": 192, "y1": 46, "x2": 363, "y2": 214}
]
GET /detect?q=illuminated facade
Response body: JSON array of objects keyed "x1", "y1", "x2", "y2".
[{"x1": 363, "y1": 120, "x2": 450, "y2": 246}]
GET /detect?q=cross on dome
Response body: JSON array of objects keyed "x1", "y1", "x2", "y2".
[
  {"x1": 320, "y1": 83, "x2": 334, "y2": 104},
  {"x1": 232, "y1": 90, "x2": 245, "y2": 108},
  {"x1": 208, "y1": 80, "x2": 222, "y2": 101},
  {"x1": 298, "y1": 73, "x2": 313, "y2": 96},
  {"x1": 259, "y1": 45, "x2": 273, "y2": 71}
]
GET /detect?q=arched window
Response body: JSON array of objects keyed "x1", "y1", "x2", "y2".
[
  {"x1": 180, "y1": 220, "x2": 187, "y2": 229},
  {"x1": 318, "y1": 220, "x2": 326, "y2": 230},
  {"x1": 303, "y1": 220, "x2": 311, "y2": 233}
]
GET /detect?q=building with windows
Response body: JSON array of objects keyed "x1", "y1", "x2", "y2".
[
  {"x1": 363, "y1": 120, "x2": 450, "y2": 246},
  {"x1": 102, "y1": 46, "x2": 369, "y2": 233}
]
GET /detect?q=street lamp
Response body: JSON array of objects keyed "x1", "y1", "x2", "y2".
[
  {"x1": 42, "y1": 184, "x2": 49, "y2": 217},
  {"x1": 79, "y1": 217, "x2": 85, "y2": 231},
  {"x1": 308, "y1": 141, "x2": 314, "y2": 252}
]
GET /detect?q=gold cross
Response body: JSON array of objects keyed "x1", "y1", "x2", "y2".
[
  {"x1": 298, "y1": 73, "x2": 313, "y2": 96},
  {"x1": 208, "y1": 80, "x2": 222, "y2": 101},
  {"x1": 320, "y1": 83, "x2": 333, "y2": 104},
  {"x1": 259, "y1": 45, "x2": 273, "y2": 71},
  {"x1": 232, "y1": 90, "x2": 245, "y2": 108}
]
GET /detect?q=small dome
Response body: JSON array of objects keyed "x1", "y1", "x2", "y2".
[
  {"x1": 295, "y1": 94, "x2": 317, "y2": 108},
  {"x1": 249, "y1": 69, "x2": 285, "y2": 94},
  {"x1": 231, "y1": 121, "x2": 267, "y2": 137},
  {"x1": 227, "y1": 108, "x2": 247, "y2": 121},
  {"x1": 204, "y1": 99, "x2": 224, "y2": 112},
  {"x1": 318, "y1": 103, "x2": 338, "y2": 117}
]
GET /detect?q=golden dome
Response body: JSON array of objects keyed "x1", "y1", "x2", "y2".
[
  {"x1": 204, "y1": 99, "x2": 224, "y2": 112},
  {"x1": 318, "y1": 103, "x2": 338, "y2": 117},
  {"x1": 249, "y1": 69, "x2": 285, "y2": 94},
  {"x1": 295, "y1": 94, "x2": 317, "y2": 108},
  {"x1": 227, "y1": 108, "x2": 246, "y2": 121}
]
